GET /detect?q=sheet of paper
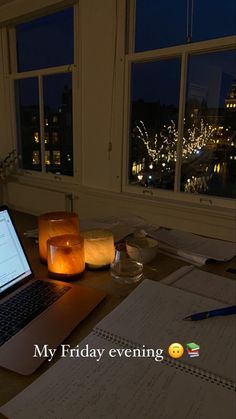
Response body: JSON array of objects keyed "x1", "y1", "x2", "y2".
[
  {"x1": 144, "y1": 226, "x2": 236, "y2": 262},
  {"x1": 96, "y1": 279, "x2": 236, "y2": 383},
  {"x1": 162, "y1": 267, "x2": 236, "y2": 305},
  {"x1": 158, "y1": 244, "x2": 207, "y2": 265},
  {"x1": 1, "y1": 334, "x2": 235, "y2": 419}
]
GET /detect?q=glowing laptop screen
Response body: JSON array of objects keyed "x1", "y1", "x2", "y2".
[{"x1": 0, "y1": 208, "x2": 32, "y2": 294}]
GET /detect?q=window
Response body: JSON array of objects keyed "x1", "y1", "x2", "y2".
[
  {"x1": 135, "y1": 0, "x2": 236, "y2": 52},
  {"x1": 130, "y1": 59, "x2": 181, "y2": 190},
  {"x1": 127, "y1": 1, "x2": 236, "y2": 199},
  {"x1": 182, "y1": 50, "x2": 236, "y2": 197},
  {"x1": 11, "y1": 8, "x2": 74, "y2": 176}
]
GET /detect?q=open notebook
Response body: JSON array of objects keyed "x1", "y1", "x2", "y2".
[{"x1": 1, "y1": 274, "x2": 236, "y2": 419}]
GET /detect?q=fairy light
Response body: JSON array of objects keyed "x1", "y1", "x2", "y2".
[{"x1": 134, "y1": 118, "x2": 217, "y2": 166}]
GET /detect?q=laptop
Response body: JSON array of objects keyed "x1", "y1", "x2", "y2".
[{"x1": 0, "y1": 205, "x2": 106, "y2": 375}]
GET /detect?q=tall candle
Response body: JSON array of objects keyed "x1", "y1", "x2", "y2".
[
  {"x1": 47, "y1": 234, "x2": 85, "y2": 279},
  {"x1": 38, "y1": 212, "x2": 79, "y2": 263},
  {"x1": 82, "y1": 229, "x2": 115, "y2": 269}
]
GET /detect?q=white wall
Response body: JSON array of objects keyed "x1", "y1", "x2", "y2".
[
  {"x1": 0, "y1": 0, "x2": 235, "y2": 241},
  {"x1": 80, "y1": 0, "x2": 125, "y2": 192},
  {"x1": 0, "y1": 29, "x2": 13, "y2": 156}
]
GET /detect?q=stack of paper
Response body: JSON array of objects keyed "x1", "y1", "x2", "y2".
[{"x1": 143, "y1": 226, "x2": 236, "y2": 265}]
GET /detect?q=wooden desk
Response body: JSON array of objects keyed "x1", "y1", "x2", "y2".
[{"x1": 1, "y1": 210, "x2": 236, "y2": 411}]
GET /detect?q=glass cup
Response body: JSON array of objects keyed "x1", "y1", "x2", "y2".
[{"x1": 110, "y1": 245, "x2": 143, "y2": 284}]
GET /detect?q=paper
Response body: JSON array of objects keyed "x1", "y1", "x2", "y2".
[
  {"x1": 143, "y1": 226, "x2": 236, "y2": 264},
  {"x1": 1, "y1": 334, "x2": 235, "y2": 419},
  {"x1": 163, "y1": 267, "x2": 236, "y2": 305},
  {"x1": 96, "y1": 279, "x2": 236, "y2": 383},
  {"x1": 67, "y1": 216, "x2": 236, "y2": 265},
  {"x1": 23, "y1": 228, "x2": 38, "y2": 239}
]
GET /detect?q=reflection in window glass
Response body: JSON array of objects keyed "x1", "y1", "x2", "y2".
[
  {"x1": 181, "y1": 50, "x2": 236, "y2": 198},
  {"x1": 16, "y1": 8, "x2": 73, "y2": 72},
  {"x1": 129, "y1": 59, "x2": 181, "y2": 190},
  {"x1": 135, "y1": 0, "x2": 186, "y2": 52},
  {"x1": 43, "y1": 73, "x2": 73, "y2": 176},
  {"x1": 15, "y1": 78, "x2": 41, "y2": 171}
]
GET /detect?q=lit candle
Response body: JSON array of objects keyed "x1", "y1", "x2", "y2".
[
  {"x1": 82, "y1": 229, "x2": 115, "y2": 269},
  {"x1": 38, "y1": 212, "x2": 79, "y2": 263},
  {"x1": 47, "y1": 234, "x2": 85, "y2": 279}
]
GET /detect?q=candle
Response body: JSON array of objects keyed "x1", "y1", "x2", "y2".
[
  {"x1": 47, "y1": 234, "x2": 85, "y2": 279},
  {"x1": 38, "y1": 212, "x2": 79, "y2": 263},
  {"x1": 82, "y1": 229, "x2": 115, "y2": 269}
]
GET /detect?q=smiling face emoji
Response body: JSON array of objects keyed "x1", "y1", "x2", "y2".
[{"x1": 168, "y1": 343, "x2": 184, "y2": 359}]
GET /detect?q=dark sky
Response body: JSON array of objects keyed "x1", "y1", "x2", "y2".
[
  {"x1": 16, "y1": 8, "x2": 73, "y2": 72},
  {"x1": 17, "y1": 2, "x2": 236, "y2": 109},
  {"x1": 133, "y1": 0, "x2": 236, "y2": 107},
  {"x1": 135, "y1": 0, "x2": 236, "y2": 52}
]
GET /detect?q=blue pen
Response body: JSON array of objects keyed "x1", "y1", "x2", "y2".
[{"x1": 183, "y1": 305, "x2": 236, "y2": 321}]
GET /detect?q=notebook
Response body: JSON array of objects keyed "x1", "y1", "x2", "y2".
[
  {"x1": 0, "y1": 205, "x2": 106, "y2": 375},
  {"x1": 1, "y1": 275, "x2": 235, "y2": 419}
]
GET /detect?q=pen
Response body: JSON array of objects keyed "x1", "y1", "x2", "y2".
[{"x1": 183, "y1": 305, "x2": 236, "y2": 321}]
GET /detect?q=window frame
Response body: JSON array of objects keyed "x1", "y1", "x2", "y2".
[
  {"x1": 123, "y1": 0, "x2": 236, "y2": 209},
  {"x1": 6, "y1": 4, "x2": 80, "y2": 184}
]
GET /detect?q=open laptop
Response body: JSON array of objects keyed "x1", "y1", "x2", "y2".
[{"x1": 0, "y1": 205, "x2": 106, "y2": 375}]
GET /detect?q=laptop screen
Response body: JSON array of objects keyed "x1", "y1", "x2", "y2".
[{"x1": 0, "y1": 207, "x2": 32, "y2": 294}]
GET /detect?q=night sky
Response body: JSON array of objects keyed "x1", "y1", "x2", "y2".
[{"x1": 16, "y1": 2, "x2": 236, "y2": 108}]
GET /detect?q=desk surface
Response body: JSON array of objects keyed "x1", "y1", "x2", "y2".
[{"x1": 1, "y1": 210, "x2": 236, "y2": 409}]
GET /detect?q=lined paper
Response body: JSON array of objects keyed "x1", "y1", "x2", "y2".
[
  {"x1": 96, "y1": 279, "x2": 236, "y2": 383},
  {"x1": 164, "y1": 267, "x2": 236, "y2": 305},
  {"x1": 1, "y1": 334, "x2": 235, "y2": 419}
]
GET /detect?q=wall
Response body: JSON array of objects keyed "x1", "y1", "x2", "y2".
[
  {"x1": 80, "y1": 0, "x2": 125, "y2": 192},
  {"x1": 0, "y1": 29, "x2": 13, "y2": 156}
]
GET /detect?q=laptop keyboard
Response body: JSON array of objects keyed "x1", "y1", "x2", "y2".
[{"x1": 0, "y1": 280, "x2": 71, "y2": 347}]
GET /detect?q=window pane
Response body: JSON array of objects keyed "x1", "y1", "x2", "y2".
[
  {"x1": 192, "y1": 0, "x2": 236, "y2": 42},
  {"x1": 134, "y1": 1, "x2": 236, "y2": 53},
  {"x1": 16, "y1": 8, "x2": 73, "y2": 72},
  {"x1": 135, "y1": 0, "x2": 186, "y2": 52},
  {"x1": 129, "y1": 59, "x2": 181, "y2": 190},
  {"x1": 181, "y1": 50, "x2": 236, "y2": 198},
  {"x1": 43, "y1": 73, "x2": 73, "y2": 176},
  {"x1": 15, "y1": 78, "x2": 41, "y2": 171}
]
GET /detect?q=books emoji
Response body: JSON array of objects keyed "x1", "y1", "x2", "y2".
[{"x1": 186, "y1": 342, "x2": 200, "y2": 358}]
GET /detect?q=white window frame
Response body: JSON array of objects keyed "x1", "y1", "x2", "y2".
[
  {"x1": 5, "y1": 3, "x2": 80, "y2": 185},
  {"x1": 123, "y1": 0, "x2": 236, "y2": 210}
]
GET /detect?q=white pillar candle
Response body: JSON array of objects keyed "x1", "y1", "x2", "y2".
[{"x1": 82, "y1": 229, "x2": 115, "y2": 269}]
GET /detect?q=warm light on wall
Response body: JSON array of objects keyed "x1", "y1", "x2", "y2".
[
  {"x1": 82, "y1": 229, "x2": 115, "y2": 269},
  {"x1": 47, "y1": 234, "x2": 85, "y2": 279},
  {"x1": 38, "y1": 212, "x2": 79, "y2": 263}
]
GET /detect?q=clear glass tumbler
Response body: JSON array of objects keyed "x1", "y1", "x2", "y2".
[{"x1": 110, "y1": 245, "x2": 143, "y2": 284}]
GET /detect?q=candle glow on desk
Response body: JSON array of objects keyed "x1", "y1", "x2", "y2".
[
  {"x1": 82, "y1": 229, "x2": 115, "y2": 269},
  {"x1": 38, "y1": 212, "x2": 79, "y2": 263},
  {"x1": 47, "y1": 234, "x2": 85, "y2": 279}
]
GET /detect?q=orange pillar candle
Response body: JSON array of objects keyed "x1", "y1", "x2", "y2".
[
  {"x1": 38, "y1": 212, "x2": 79, "y2": 263},
  {"x1": 47, "y1": 234, "x2": 85, "y2": 279},
  {"x1": 82, "y1": 229, "x2": 115, "y2": 269}
]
